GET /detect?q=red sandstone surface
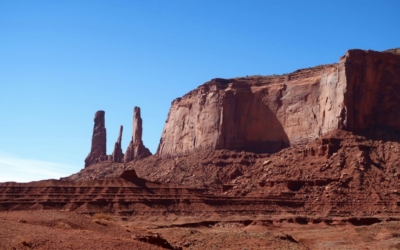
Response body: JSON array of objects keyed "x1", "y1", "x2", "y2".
[
  {"x1": 158, "y1": 49, "x2": 400, "y2": 156},
  {"x1": 124, "y1": 107, "x2": 152, "y2": 163},
  {"x1": 84, "y1": 111, "x2": 107, "y2": 167},
  {"x1": 111, "y1": 125, "x2": 124, "y2": 163},
  {"x1": 63, "y1": 130, "x2": 400, "y2": 217},
  {"x1": 2, "y1": 48, "x2": 400, "y2": 249}
]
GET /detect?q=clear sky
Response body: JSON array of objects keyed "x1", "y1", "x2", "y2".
[{"x1": 1, "y1": 0, "x2": 399, "y2": 182}]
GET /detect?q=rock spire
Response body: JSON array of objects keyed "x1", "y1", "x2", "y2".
[
  {"x1": 124, "y1": 107, "x2": 152, "y2": 162},
  {"x1": 85, "y1": 110, "x2": 107, "y2": 167},
  {"x1": 112, "y1": 125, "x2": 124, "y2": 163}
]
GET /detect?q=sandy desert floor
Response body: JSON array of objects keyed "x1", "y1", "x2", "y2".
[{"x1": 2, "y1": 211, "x2": 400, "y2": 249}]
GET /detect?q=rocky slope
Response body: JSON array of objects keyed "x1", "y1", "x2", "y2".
[
  {"x1": 157, "y1": 49, "x2": 400, "y2": 155},
  {"x1": 64, "y1": 129, "x2": 400, "y2": 217}
]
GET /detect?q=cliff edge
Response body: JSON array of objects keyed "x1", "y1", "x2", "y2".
[{"x1": 157, "y1": 49, "x2": 400, "y2": 155}]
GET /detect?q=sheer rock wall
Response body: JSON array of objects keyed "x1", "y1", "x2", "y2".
[{"x1": 157, "y1": 49, "x2": 400, "y2": 155}]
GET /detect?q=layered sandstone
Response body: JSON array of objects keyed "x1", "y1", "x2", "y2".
[
  {"x1": 124, "y1": 107, "x2": 152, "y2": 162},
  {"x1": 64, "y1": 130, "x2": 400, "y2": 217},
  {"x1": 157, "y1": 49, "x2": 400, "y2": 155},
  {"x1": 85, "y1": 111, "x2": 107, "y2": 167}
]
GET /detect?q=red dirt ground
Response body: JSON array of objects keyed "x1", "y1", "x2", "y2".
[{"x1": 2, "y1": 211, "x2": 400, "y2": 249}]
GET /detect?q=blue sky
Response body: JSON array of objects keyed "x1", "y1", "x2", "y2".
[{"x1": 1, "y1": 0, "x2": 399, "y2": 182}]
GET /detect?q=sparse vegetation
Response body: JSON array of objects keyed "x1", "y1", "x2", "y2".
[
  {"x1": 93, "y1": 219, "x2": 109, "y2": 226},
  {"x1": 93, "y1": 213, "x2": 113, "y2": 221},
  {"x1": 384, "y1": 47, "x2": 400, "y2": 51},
  {"x1": 384, "y1": 47, "x2": 400, "y2": 54},
  {"x1": 92, "y1": 213, "x2": 113, "y2": 226},
  {"x1": 56, "y1": 221, "x2": 72, "y2": 229}
]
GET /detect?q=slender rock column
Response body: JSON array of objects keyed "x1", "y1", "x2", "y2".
[
  {"x1": 112, "y1": 125, "x2": 124, "y2": 163},
  {"x1": 85, "y1": 110, "x2": 107, "y2": 167},
  {"x1": 124, "y1": 107, "x2": 152, "y2": 163}
]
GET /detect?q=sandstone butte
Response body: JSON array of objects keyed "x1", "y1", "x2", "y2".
[{"x1": 157, "y1": 49, "x2": 400, "y2": 156}]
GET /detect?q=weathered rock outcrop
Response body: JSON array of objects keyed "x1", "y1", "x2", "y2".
[
  {"x1": 157, "y1": 49, "x2": 400, "y2": 155},
  {"x1": 124, "y1": 107, "x2": 152, "y2": 162},
  {"x1": 112, "y1": 125, "x2": 124, "y2": 163},
  {"x1": 343, "y1": 50, "x2": 400, "y2": 132},
  {"x1": 85, "y1": 111, "x2": 107, "y2": 167},
  {"x1": 64, "y1": 130, "x2": 400, "y2": 217},
  {"x1": 84, "y1": 107, "x2": 152, "y2": 167}
]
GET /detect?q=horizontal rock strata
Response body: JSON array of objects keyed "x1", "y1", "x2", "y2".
[{"x1": 0, "y1": 170, "x2": 303, "y2": 214}]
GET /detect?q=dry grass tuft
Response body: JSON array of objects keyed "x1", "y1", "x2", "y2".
[
  {"x1": 56, "y1": 221, "x2": 72, "y2": 229},
  {"x1": 93, "y1": 213, "x2": 113, "y2": 221},
  {"x1": 92, "y1": 213, "x2": 113, "y2": 226},
  {"x1": 93, "y1": 219, "x2": 109, "y2": 226}
]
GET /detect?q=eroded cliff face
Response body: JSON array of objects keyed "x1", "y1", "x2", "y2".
[
  {"x1": 156, "y1": 65, "x2": 344, "y2": 155},
  {"x1": 157, "y1": 49, "x2": 400, "y2": 156},
  {"x1": 344, "y1": 50, "x2": 400, "y2": 131}
]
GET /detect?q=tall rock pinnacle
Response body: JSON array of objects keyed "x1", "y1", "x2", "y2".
[
  {"x1": 124, "y1": 107, "x2": 152, "y2": 162},
  {"x1": 85, "y1": 110, "x2": 107, "y2": 167},
  {"x1": 133, "y1": 106, "x2": 142, "y2": 145},
  {"x1": 112, "y1": 125, "x2": 124, "y2": 163}
]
